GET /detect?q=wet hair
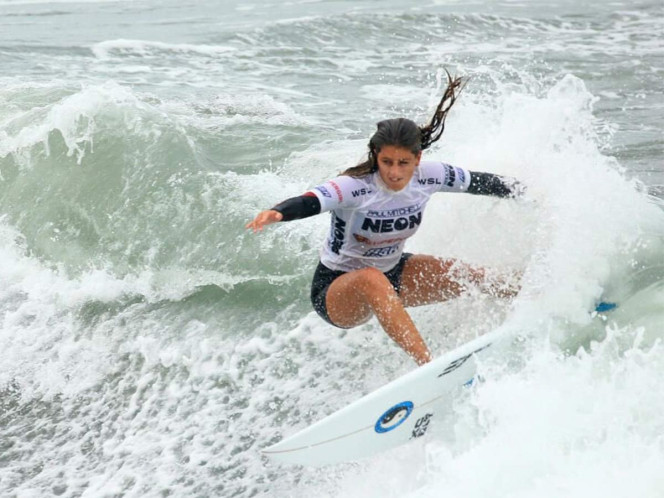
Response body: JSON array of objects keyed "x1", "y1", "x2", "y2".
[{"x1": 342, "y1": 70, "x2": 466, "y2": 177}]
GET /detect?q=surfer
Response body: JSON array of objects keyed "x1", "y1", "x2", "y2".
[{"x1": 246, "y1": 73, "x2": 522, "y2": 366}]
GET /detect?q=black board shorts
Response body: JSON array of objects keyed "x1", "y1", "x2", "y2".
[{"x1": 310, "y1": 253, "x2": 413, "y2": 328}]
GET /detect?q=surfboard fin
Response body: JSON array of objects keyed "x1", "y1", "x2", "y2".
[{"x1": 594, "y1": 302, "x2": 617, "y2": 313}]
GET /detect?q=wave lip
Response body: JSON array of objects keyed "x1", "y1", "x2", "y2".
[{"x1": 91, "y1": 39, "x2": 237, "y2": 60}]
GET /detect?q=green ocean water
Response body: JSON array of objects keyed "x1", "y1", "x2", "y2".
[{"x1": 1, "y1": 1, "x2": 663, "y2": 496}]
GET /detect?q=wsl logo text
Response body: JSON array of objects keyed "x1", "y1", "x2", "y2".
[{"x1": 351, "y1": 188, "x2": 372, "y2": 198}]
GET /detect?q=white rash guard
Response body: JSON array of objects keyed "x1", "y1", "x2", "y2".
[{"x1": 309, "y1": 161, "x2": 471, "y2": 272}]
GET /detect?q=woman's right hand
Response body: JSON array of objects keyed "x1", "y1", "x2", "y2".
[{"x1": 245, "y1": 209, "x2": 283, "y2": 232}]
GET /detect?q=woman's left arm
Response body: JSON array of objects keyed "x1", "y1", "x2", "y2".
[{"x1": 467, "y1": 171, "x2": 525, "y2": 198}]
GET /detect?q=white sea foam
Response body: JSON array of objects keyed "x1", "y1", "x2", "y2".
[{"x1": 327, "y1": 327, "x2": 664, "y2": 498}]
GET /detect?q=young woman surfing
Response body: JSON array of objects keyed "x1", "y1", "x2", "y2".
[{"x1": 246, "y1": 73, "x2": 522, "y2": 366}]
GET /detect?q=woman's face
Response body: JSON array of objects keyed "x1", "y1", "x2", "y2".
[{"x1": 376, "y1": 145, "x2": 421, "y2": 191}]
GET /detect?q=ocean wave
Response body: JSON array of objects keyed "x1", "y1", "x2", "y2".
[
  {"x1": 91, "y1": 39, "x2": 237, "y2": 60},
  {"x1": 0, "y1": 81, "x2": 146, "y2": 162}
]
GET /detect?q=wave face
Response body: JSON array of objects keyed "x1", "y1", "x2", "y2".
[{"x1": 1, "y1": 0, "x2": 663, "y2": 496}]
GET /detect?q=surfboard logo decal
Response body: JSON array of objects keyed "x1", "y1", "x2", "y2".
[
  {"x1": 375, "y1": 401, "x2": 414, "y2": 433},
  {"x1": 437, "y1": 343, "x2": 492, "y2": 378}
]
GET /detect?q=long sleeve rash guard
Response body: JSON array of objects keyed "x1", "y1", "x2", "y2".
[{"x1": 272, "y1": 161, "x2": 520, "y2": 272}]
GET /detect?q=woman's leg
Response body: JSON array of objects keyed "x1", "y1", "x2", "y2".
[
  {"x1": 325, "y1": 267, "x2": 432, "y2": 366},
  {"x1": 323, "y1": 256, "x2": 517, "y2": 366},
  {"x1": 398, "y1": 254, "x2": 518, "y2": 307}
]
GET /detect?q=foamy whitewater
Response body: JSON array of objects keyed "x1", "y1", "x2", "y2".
[{"x1": 1, "y1": 0, "x2": 663, "y2": 496}]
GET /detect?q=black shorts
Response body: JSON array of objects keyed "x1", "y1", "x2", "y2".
[{"x1": 310, "y1": 253, "x2": 413, "y2": 328}]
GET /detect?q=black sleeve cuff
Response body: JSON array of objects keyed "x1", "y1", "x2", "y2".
[{"x1": 271, "y1": 195, "x2": 322, "y2": 221}]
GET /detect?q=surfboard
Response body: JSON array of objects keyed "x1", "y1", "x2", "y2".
[
  {"x1": 262, "y1": 324, "x2": 514, "y2": 466},
  {"x1": 263, "y1": 301, "x2": 618, "y2": 466}
]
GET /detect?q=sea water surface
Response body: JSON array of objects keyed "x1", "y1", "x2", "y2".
[{"x1": 1, "y1": 0, "x2": 663, "y2": 496}]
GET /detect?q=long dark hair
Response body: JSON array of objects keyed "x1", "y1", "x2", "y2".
[{"x1": 343, "y1": 70, "x2": 466, "y2": 177}]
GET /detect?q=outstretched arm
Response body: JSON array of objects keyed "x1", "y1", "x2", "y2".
[
  {"x1": 467, "y1": 171, "x2": 524, "y2": 198},
  {"x1": 245, "y1": 193, "x2": 322, "y2": 232}
]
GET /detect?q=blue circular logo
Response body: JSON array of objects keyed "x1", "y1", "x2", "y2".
[{"x1": 375, "y1": 401, "x2": 414, "y2": 433}]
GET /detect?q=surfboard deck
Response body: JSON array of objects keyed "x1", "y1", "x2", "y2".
[{"x1": 262, "y1": 325, "x2": 513, "y2": 466}]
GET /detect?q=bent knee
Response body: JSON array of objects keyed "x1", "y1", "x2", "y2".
[{"x1": 353, "y1": 267, "x2": 394, "y2": 295}]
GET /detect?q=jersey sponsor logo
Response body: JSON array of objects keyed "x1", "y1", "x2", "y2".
[
  {"x1": 367, "y1": 204, "x2": 420, "y2": 218},
  {"x1": 353, "y1": 233, "x2": 371, "y2": 244},
  {"x1": 315, "y1": 186, "x2": 332, "y2": 198},
  {"x1": 351, "y1": 188, "x2": 373, "y2": 198},
  {"x1": 329, "y1": 180, "x2": 343, "y2": 202},
  {"x1": 362, "y1": 244, "x2": 400, "y2": 258},
  {"x1": 417, "y1": 178, "x2": 443, "y2": 186},
  {"x1": 457, "y1": 167, "x2": 465, "y2": 184},
  {"x1": 444, "y1": 164, "x2": 456, "y2": 187},
  {"x1": 375, "y1": 401, "x2": 413, "y2": 434},
  {"x1": 361, "y1": 212, "x2": 422, "y2": 233},
  {"x1": 353, "y1": 234, "x2": 407, "y2": 246},
  {"x1": 330, "y1": 214, "x2": 346, "y2": 254},
  {"x1": 418, "y1": 165, "x2": 464, "y2": 187}
]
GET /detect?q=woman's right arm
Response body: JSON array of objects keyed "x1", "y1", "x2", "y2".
[{"x1": 245, "y1": 193, "x2": 321, "y2": 232}]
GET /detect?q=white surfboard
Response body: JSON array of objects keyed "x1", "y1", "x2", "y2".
[{"x1": 263, "y1": 325, "x2": 514, "y2": 466}]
